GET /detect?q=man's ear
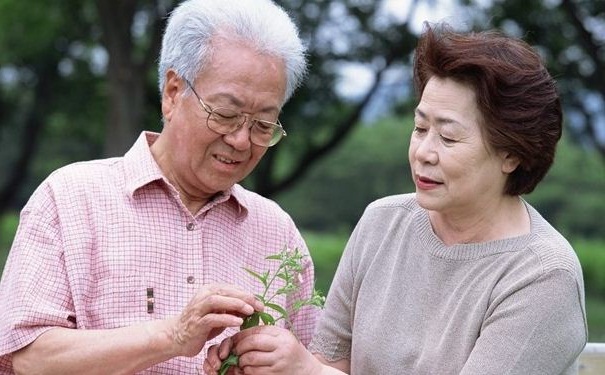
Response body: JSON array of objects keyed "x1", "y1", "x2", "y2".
[{"x1": 161, "y1": 70, "x2": 182, "y2": 122}]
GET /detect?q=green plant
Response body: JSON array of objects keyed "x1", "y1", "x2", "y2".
[{"x1": 218, "y1": 247, "x2": 325, "y2": 375}]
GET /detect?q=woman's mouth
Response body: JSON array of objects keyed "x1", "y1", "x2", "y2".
[{"x1": 416, "y1": 175, "x2": 443, "y2": 190}]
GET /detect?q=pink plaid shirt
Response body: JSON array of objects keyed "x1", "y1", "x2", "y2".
[{"x1": 0, "y1": 132, "x2": 318, "y2": 374}]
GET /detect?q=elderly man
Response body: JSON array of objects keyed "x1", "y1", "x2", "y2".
[{"x1": 0, "y1": 0, "x2": 318, "y2": 373}]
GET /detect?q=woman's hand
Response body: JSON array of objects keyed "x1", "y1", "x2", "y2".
[
  {"x1": 204, "y1": 335, "x2": 237, "y2": 374},
  {"x1": 232, "y1": 325, "x2": 323, "y2": 375}
]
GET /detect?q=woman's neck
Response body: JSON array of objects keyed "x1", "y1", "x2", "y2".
[{"x1": 428, "y1": 196, "x2": 530, "y2": 246}]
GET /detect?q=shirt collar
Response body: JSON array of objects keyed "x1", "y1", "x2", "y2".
[
  {"x1": 123, "y1": 131, "x2": 248, "y2": 219},
  {"x1": 124, "y1": 131, "x2": 164, "y2": 197}
]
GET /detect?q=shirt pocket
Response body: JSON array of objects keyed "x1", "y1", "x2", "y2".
[{"x1": 84, "y1": 274, "x2": 151, "y2": 329}]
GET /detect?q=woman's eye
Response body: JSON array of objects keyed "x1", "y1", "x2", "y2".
[
  {"x1": 440, "y1": 135, "x2": 456, "y2": 144},
  {"x1": 413, "y1": 126, "x2": 427, "y2": 133}
]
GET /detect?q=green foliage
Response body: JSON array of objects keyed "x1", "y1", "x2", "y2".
[
  {"x1": 526, "y1": 137, "x2": 605, "y2": 239},
  {"x1": 304, "y1": 230, "x2": 349, "y2": 294},
  {"x1": 466, "y1": 0, "x2": 605, "y2": 153},
  {"x1": 243, "y1": 248, "x2": 325, "y2": 324},
  {"x1": 219, "y1": 247, "x2": 325, "y2": 374},
  {"x1": 276, "y1": 116, "x2": 414, "y2": 232},
  {"x1": 0, "y1": 0, "x2": 65, "y2": 60},
  {"x1": 278, "y1": 113, "x2": 605, "y2": 242},
  {"x1": 586, "y1": 295, "x2": 605, "y2": 342},
  {"x1": 575, "y1": 240, "x2": 605, "y2": 299},
  {"x1": 218, "y1": 353, "x2": 239, "y2": 375},
  {"x1": 0, "y1": 212, "x2": 18, "y2": 273}
]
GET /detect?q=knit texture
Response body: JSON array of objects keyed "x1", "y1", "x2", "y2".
[{"x1": 310, "y1": 193, "x2": 587, "y2": 375}]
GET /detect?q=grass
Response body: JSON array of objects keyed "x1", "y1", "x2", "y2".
[
  {"x1": 587, "y1": 294, "x2": 605, "y2": 342},
  {"x1": 303, "y1": 230, "x2": 348, "y2": 295},
  {"x1": 575, "y1": 240, "x2": 605, "y2": 298}
]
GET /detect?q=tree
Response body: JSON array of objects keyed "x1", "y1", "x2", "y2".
[
  {"x1": 0, "y1": 0, "x2": 413, "y2": 213},
  {"x1": 1, "y1": 0, "x2": 603, "y2": 216},
  {"x1": 462, "y1": 0, "x2": 605, "y2": 159}
]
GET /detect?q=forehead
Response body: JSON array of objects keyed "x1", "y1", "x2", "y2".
[
  {"x1": 205, "y1": 38, "x2": 286, "y2": 88},
  {"x1": 196, "y1": 38, "x2": 287, "y2": 112},
  {"x1": 416, "y1": 76, "x2": 482, "y2": 130}
]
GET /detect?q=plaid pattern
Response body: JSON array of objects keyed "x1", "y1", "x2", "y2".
[{"x1": 0, "y1": 132, "x2": 317, "y2": 374}]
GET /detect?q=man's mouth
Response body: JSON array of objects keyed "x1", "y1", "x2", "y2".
[{"x1": 215, "y1": 155, "x2": 238, "y2": 164}]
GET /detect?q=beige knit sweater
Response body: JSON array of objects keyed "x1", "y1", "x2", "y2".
[{"x1": 310, "y1": 193, "x2": 587, "y2": 375}]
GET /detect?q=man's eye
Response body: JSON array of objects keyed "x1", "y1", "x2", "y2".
[
  {"x1": 254, "y1": 121, "x2": 274, "y2": 134},
  {"x1": 214, "y1": 112, "x2": 238, "y2": 120}
]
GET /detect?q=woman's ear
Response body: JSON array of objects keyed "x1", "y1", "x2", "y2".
[{"x1": 500, "y1": 151, "x2": 521, "y2": 174}]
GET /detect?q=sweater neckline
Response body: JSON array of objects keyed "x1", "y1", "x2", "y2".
[{"x1": 415, "y1": 202, "x2": 536, "y2": 261}]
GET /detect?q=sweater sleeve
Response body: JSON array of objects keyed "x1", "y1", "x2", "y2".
[{"x1": 460, "y1": 269, "x2": 587, "y2": 375}]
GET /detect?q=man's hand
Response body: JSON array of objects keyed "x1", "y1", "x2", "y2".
[{"x1": 169, "y1": 283, "x2": 264, "y2": 358}]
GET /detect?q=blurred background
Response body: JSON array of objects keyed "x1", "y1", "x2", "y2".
[{"x1": 1, "y1": 0, "x2": 604, "y2": 341}]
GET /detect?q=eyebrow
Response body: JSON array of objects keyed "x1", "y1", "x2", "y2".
[
  {"x1": 211, "y1": 92, "x2": 281, "y2": 114},
  {"x1": 414, "y1": 107, "x2": 461, "y2": 127}
]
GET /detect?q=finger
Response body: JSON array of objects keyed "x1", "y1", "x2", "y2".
[
  {"x1": 232, "y1": 325, "x2": 282, "y2": 345},
  {"x1": 219, "y1": 336, "x2": 234, "y2": 359},
  {"x1": 203, "y1": 284, "x2": 265, "y2": 311},
  {"x1": 205, "y1": 344, "x2": 221, "y2": 370},
  {"x1": 200, "y1": 312, "x2": 245, "y2": 329},
  {"x1": 233, "y1": 332, "x2": 278, "y2": 357},
  {"x1": 241, "y1": 366, "x2": 274, "y2": 375},
  {"x1": 202, "y1": 360, "x2": 216, "y2": 375},
  {"x1": 187, "y1": 294, "x2": 255, "y2": 320},
  {"x1": 194, "y1": 293, "x2": 265, "y2": 319},
  {"x1": 238, "y1": 350, "x2": 279, "y2": 368}
]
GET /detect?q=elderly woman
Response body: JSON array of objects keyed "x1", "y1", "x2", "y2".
[{"x1": 205, "y1": 23, "x2": 587, "y2": 375}]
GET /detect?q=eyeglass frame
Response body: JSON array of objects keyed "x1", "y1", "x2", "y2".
[{"x1": 184, "y1": 79, "x2": 287, "y2": 147}]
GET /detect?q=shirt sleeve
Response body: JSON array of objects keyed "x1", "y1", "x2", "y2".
[
  {"x1": 0, "y1": 187, "x2": 76, "y2": 361},
  {"x1": 460, "y1": 269, "x2": 587, "y2": 375}
]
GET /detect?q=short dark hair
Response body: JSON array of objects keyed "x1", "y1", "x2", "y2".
[{"x1": 413, "y1": 23, "x2": 562, "y2": 195}]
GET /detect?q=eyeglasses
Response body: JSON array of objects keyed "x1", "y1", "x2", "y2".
[{"x1": 185, "y1": 79, "x2": 287, "y2": 147}]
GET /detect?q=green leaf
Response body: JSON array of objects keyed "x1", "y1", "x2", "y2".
[
  {"x1": 265, "y1": 302, "x2": 288, "y2": 318},
  {"x1": 240, "y1": 312, "x2": 260, "y2": 330},
  {"x1": 244, "y1": 268, "x2": 267, "y2": 286},
  {"x1": 219, "y1": 353, "x2": 239, "y2": 375},
  {"x1": 259, "y1": 311, "x2": 276, "y2": 325},
  {"x1": 265, "y1": 254, "x2": 283, "y2": 260},
  {"x1": 276, "y1": 285, "x2": 297, "y2": 295}
]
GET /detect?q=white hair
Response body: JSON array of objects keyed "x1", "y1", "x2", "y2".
[{"x1": 158, "y1": 0, "x2": 307, "y2": 104}]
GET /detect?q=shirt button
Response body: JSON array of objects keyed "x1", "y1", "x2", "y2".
[
  {"x1": 186, "y1": 276, "x2": 195, "y2": 284},
  {"x1": 186, "y1": 222, "x2": 195, "y2": 231}
]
